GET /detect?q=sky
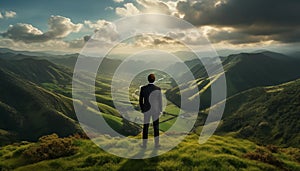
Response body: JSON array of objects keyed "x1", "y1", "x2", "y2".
[{"x1": 0, "y1": 0, "x2": 299, "y2": 54}]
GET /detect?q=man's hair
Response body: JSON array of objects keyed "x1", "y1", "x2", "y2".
[{"x1": 148, "y1": 74, "x2": 155, "y2": 83}]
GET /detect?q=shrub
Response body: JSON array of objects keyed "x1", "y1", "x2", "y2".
[
  {"x1": 22, "y1": 133, "x2": 77, "y2": 163},
  {"x1": 265, "y1": 144, "x2": 279, "y2": 153},
  {"x1": 294, "y1": 152, "x2": 300, "y2": 162},
  {"x1": 244, "y1": 147, "x2": 284, "y2": 169},
  {"x1": 285, "y1": 148, "x2": 300, "y2": 162}
]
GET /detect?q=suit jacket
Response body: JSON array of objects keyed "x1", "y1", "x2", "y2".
[{"x1": 139, "y1": 84, "x2": 162, "y2": 114}]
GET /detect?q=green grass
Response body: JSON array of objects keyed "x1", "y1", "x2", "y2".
[
  {"x1": 41, "y1": 83, "x2": 72, "y2": 97},
  {"x1": 0, "y1": 134, "x2": 299, "y2": 171},
  {"x1": 204, "y1": 78, "x2": 300, "y2": 148}
]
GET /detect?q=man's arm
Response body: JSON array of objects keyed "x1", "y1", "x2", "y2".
[{"x1": 139, "y1": 87, "x2": 144, "y2": 112}]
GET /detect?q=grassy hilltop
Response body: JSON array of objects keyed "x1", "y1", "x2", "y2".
[{"x1": 1, "y1": 134, "x2": 299, "y2": 171}]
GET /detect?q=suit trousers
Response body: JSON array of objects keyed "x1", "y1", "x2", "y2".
[{"x1": 143, "y1": 112, "x2": 159, "y2": 145}]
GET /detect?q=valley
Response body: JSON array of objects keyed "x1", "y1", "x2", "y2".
[{"x1": 0, "y1": 49, "x2": 299, "y2": 170}]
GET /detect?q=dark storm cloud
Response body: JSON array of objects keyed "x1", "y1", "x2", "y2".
[
  {"x1": 207, "y1": 29, "x2": 268, "y2": 44},
  {"x1": 177, "y1": 0, "x2": 300, "y2": 43},
  {"x1": 177, "y1": 0, "x2": 300, "y2": 26}
]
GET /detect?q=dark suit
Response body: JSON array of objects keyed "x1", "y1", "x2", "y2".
[{"x1": 139, "y1": 83, "x2": 162, "y2": 146}]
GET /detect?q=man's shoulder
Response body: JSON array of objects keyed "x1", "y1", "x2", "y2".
[
  {"x1": 140, "y1": 85, "x2": 147, "y2": 92},
  {"x1": 154, "y1": 85, "x2": 161, "y2": 90},
  {"x1": 142, "y1": 84, "x2": 161, "y2": 90}
]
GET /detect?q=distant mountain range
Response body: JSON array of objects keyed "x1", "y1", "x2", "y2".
[{"x1": 0, "y1": 48, "x2": 69, "y2": 56}]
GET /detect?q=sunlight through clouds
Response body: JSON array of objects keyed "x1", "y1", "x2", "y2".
[{"x1": 0, "y1": 0, "x2": 299, "y2": 53}]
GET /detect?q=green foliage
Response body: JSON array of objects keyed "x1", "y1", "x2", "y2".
[
  {"x1": 244, "y1": 147, "x2": 284, "y2": 169},
  {"x1": 22, "y1": 134, "x2": 77, "y2": 163}
]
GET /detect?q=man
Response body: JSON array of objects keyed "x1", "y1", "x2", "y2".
[{"x1": 139, "y1": 74, "x2": 162, "y2": 148}]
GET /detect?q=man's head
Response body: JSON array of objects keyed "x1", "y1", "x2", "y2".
[{"x1": 148, "y1": 74, "x2": 155, "y2": 83}]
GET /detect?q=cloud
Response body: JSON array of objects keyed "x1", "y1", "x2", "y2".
[
  {"x1": 44, "y1": 15, "x2": 83, "y2": 38},
  {"x1": 206, "y1": 27, "x2": 268, "y2": 44},
  {"x1": 0, "y1": 38, "x2": 72, "y2": 52},
  {"x1": 84, "y1": 20, "x2": 108, "y2": 29},
  {"x1": 176, "y1": 0, "x2": 300, "y2": 43},
  {"x1": 0, "y1": 34, "x2": 93, "y2": 53},
  {"x1": 68, "y1": 37, "x2": 87, "y2": 49},
  {"x1": 132, "y1": 34, "x2": 182, "y2": 48},
  {"x1": 115, "y1": 0, "x2": 180, "y2": 17},
  {"x1": 115, "y1": 3, "x2": 140, "y2": 17},
  {"x1": 105, "y1": 6, "x2": 114, "y2": 11},
  {"x1": 136, "y1": 0, "x2": 180, "y2": 17},
  {"x1": 166, "y1": 29, "x2": 210, "y2": 45},
  {"x1": 0, "y1": 16, "x2": 117, "y2": 52},
  {"x1": 1, "y1": 15, "x2": 83, "y2": 43},
  {"x1": 1, "y1": 23, "x2": 45, "y2": 42},
  {"x1": 84, "y1": 19, "x2": 119, "y2": 42},
  {"x1": 136, "y1": 0, "x2": 173, "y2": 15},
  {"x1": 113, "y1": 0, "x2": 124, "y2": 3},
  {"x1": 177, "y1": 0, "x2": 300, "y2": 26},
  {"x1": 0, "y1": 10, "x2": 17, "y2": 19},
  {"x1": 4, "y1": 11, "x2": 17, "y2": 18}
]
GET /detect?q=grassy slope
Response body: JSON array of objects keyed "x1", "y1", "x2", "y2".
[
  {"x1": 0, "y1": 57, "x2": 136, "y2": 141},
  {"x1": 0, "y1": 135, "x2": 299, "y2": 171},
  {"x1": 0, "y1": 66, "x2": 128, "y2": 143},
  {"x1": 167, "y1": 52, "x2": 300, "y2": 109},
  {"x1": 0, "y1": 58, "x2": 72, "y2": 85},
  {"x1": 0, "y1": 67, "x2": 81, "y2": 142},
  {"x1": 201, "y1": 78, "x2": 300, "y2": 148},
  {"x1": 223, "y1": 53, "x2": 300, "y2": 96}
]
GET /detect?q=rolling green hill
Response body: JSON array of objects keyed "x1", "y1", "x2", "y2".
[
  {"x1": 0, "y1": 67, "x2": 80, "y2": 144},
  {"x1": 223, "y1": 52, "x2": 300, "y2": 96},
  {"x1": 0, "y1": 57, "x2": 141, "y2": 144},
  {"x1": 0, "y1": 66, "x2": 140, "y2": 145},
  {"x1": 0, "y1": 58, "x2": 72, "y2": 85},
  {"x1": 167, "y1": 52, "x2": 300, "y2": 109},
  {"x1": 0, "y1": 57, "x2": 73, "y2": 97},
  {"x1": 197, "y1": 78, "x2": 300, "y2": 148}
]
